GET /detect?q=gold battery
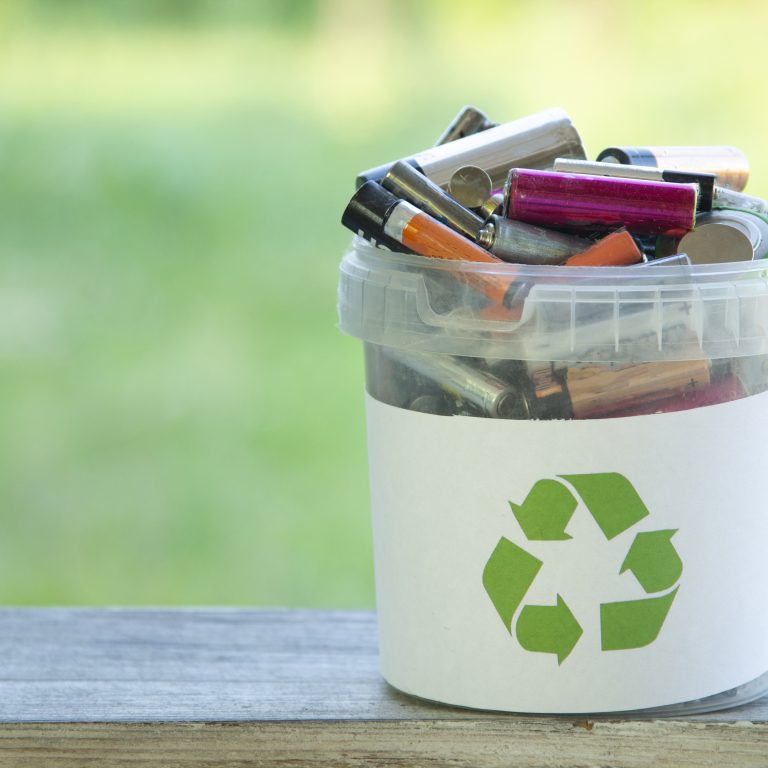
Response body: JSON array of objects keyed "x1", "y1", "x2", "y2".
[{"x1": 566, "y1": 358, "x2": 711, "y2": 419}]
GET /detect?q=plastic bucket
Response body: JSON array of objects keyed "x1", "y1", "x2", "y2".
[{"x1": 338, "y1": 238, "x2": 768, "y2": 715}]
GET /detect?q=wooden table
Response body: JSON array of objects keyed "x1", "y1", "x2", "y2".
[{"x1": 0, "y1": 609, "x2": 765, "y2": 767}]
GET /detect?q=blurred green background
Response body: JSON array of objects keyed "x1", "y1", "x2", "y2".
[{"x1": 0, "y1": 0, "x2": 766, "y2": 605}]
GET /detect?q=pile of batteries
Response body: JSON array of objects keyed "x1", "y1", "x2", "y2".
[{"x1": 340, "y1": 106, "x2": 768, "y2": 420}]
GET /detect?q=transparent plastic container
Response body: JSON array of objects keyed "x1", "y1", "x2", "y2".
[{"x1": 338, "y1": 238, "x2": 768, "y2": 716}]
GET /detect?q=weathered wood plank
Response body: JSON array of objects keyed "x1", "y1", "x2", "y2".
[
  {"x1": 0, "y1": 609, "x2": 763, "y2": 767},
  {"x1": 0, "y1": 721, "x2": 766, "y2": 768}
]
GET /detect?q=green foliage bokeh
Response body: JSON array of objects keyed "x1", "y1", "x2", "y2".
[{"x1": 0, "y1": 0, "x2": 764, "y2": 605}]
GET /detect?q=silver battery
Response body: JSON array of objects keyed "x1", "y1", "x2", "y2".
[
  {"x1": 449, "y1": 165, "x2": 493, "y2": 210},
  {"x1": 554, "y1": 158, "x2": 665, "y2": 180},
  {"x1": 383, "y1": 348, "x2": 528, "y2": 419},
  {"x1": 712, "y1": 186, "x2": 768, "y2": 217},
  {"x1": 635, "y1": 253, "x2": 693, "y2": 267},
  {"x1": 477, "y1": 214, "x2": 591, "y2": 264},
  {"x1": 381, "y1": 160, "x2": 485, "y2": 242},
  {"x1": 676, "y1": 209, "x2": 768, "y2": 263},
  {"x1": 479, "y1": 192, "x2": 504, "y2": 219},
  {"x1": 435, "y1": 105, "x2": 496, "y2": 145},
  {"x1": 357, "y1": 107, "x2": 587, "y2": 190}
]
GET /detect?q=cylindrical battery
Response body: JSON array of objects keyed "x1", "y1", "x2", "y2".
[
  {"x1": 381, "y1": 160, "x2": 485, "y2": 242},
  {"x1": 356, "y1": 107, "x2": 587, "y2": 191},
  {"x1": 383, "y1": 348, "x2": 528, "y2": 419},
  {"x1": 636, "y1": 253, "x2": 692, "y2": 267},
  {"x1": 449, "y1": 166, "x2": 494, "y2": 210},
  {"x1": 676, "y1": 209, "x2": 768, "y2": 263},
  {"x1": 565, "y1": 358, "x2": 711, "y2": 419},
  {"x1": 596, "y1": 146, "x2": 749, "y2": 192},
  {"x1": 435, "y1": 105, "x2": 496, "y2": 145},
  {"x1": 713, "y1": 186, "x2": 768, "y2": 216},
  {"x1": 340, "y1": 180, "x2": 410, "y2": 252},
  {"x1": 563, "y1": 229, "x2": 643, "y2": 266},
  {"x1": 553, "y1": 158, "x2": 716, "y2": 212},
  {"x1": 477, "y1": 214, "x2": 590, "y2": 264},
  {"x1": 479, "y1": 191, "x2": 504, "y2": 219},
  {"x1": 381, "y1": 199, "x2": 518, "y2": 311},
  {"x1": 504, "y1": 169, "x2": 697, "y2": 236}
]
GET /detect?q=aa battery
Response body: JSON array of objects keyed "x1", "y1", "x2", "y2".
[
  {"x1": 340, "y1": 181, "x2": 410, "y2": 252},
  {"x1": 383, "y1": 348, "x2": 528, "y2": 419},
  {"x1": 477, "y1": 214, "x2": 591, "y2": 265},
  {"x1": 356, "y1": 107, "x2": 587, "y2": 191},
  {"x1": 504, "y1": 169, "x2": 697, "y2": 236},
  {"x1": 565, "y1": 358, "x2": 711, "y2": 419},
  {"x1": 553, "y1": 158, "x2": 715, "y2": 212},
  {"x1": 676, "y1": 209, "x2": 768, "y2": 263},
  {"x1": 381, "y1": 199, "x2": 519, "y2": 311},
  {"x1": 596, "y1": 146, "x2": 749, "y2": 192},
  {"x1": 435, "y1": 105, "x2": 496, "y2": 145},
  {"x1": 381, "y1": 160, "x2": 485, "y2": 242}
]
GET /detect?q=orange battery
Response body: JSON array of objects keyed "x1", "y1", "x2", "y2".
[
  {"x1": 564, "y1": 229, "x2": 643, "y2": 267},
  {"x1": 384, "y1": 199, "x2": 519, "y2": 315}
]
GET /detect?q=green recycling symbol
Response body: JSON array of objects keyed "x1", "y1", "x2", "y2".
[{"x1": 482, "y1": 473, "x2": 682, "y2": 664}]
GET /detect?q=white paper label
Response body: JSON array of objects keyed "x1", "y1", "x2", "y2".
[{"x1": 365, "y1": 391, "x2": 768, "y2": 713}]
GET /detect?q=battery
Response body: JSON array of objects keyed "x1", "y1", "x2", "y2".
[
  {"x1": 553, "y1": 157, "x2": 715, "y2": 212},
  {"x1": 504, "y1": 169, "x2": 697, "y2": 236},
  {"x1": 596, "y1": 146, "x2": 749, "y2": 192},
  {"x1": 381, "y1": 160, "x2": 485, "y2": 242},
  {"x1": 477, "y1": 214, "x2": 590, "y2": 264},
  {"x1": 435, "y1": 105, "x2": 496, "y2": 145},
  {"x1": 356, "y1": 107, "x2": 587, "y2": 191},
  {"x1": 676, "y1": 209, "x2": 768, "y2": 263},
  {"x1": 383, "y1": 348, "x2": 529, "y2": 419}
]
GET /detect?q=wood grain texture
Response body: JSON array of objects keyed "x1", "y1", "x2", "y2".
[{"x1": 0, "y1": 609, "x2": 763, "y2": 767}]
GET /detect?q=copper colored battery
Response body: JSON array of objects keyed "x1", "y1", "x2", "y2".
[
  {"x1": 563, "y1": 229, "x2": 643, "y2": 266},
  {"x1": 606, "y1": 374, "x2": 747, "y2": 418},
  {"x1": 596, "y1": 146, "x2": 749, "y2": 192},
  {"x1": 566, "y1": 358, "x2": 711, "y2": 419},
  {"x1": 504, "y1": 169, "x2": 697, "y2": 236}
]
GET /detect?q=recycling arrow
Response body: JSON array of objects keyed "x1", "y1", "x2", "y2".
[
  {"x1": 515, "y1": 594, "x2": 583, "y2": 664},
  {"x1": 601, "y1": 587, "x2": 679, "y2": 651},
  {"x1": 620, "y1": 529, "x2": 683, "y2": 593},
  {"x1": 482, "y1": 537, "x2": 542, "y2": 631},
  {"x1": 509, "y1": 479, "x2": 577, "y2": 540},
  {"x1": 559, "y1": 472, "x2": 650, "y2": 540}
]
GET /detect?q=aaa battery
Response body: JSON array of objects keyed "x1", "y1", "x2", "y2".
[
  {"x1": 357, "y1": 107, "x2": 586, "y2": 191},
  {"x1": 596, "y1": 146, "x2": 749, "y2": 192},
  {"x1": 504, "y1": 169, "x2": 697, "y2": 236}
]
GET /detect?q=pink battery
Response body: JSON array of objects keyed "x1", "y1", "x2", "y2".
[{"x1": 504, "y1": 169, "x2": 697, "y2": 236}]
